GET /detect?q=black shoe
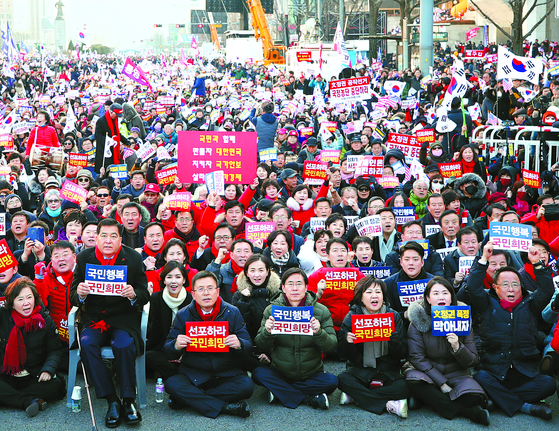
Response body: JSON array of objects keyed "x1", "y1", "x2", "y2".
[
  {"x1": 471, "y1": 406, "x2": 490, "y2": 426},
  {"x1": 408, "y1": 396, "x2": 423, "y2": 410},
  {"x1": 122, "y1": 399, "x2": 142, "y2": 425},
  {"x1": 304, "y1": 393, "x2": 329, "y2": 410},
  {"x1": 222, "y1": 400, "x2": 250, "y2": 418},
  {"x1": 540, "y1": 354, "x2": 554, "y2": 375},
  {"x1": 530, "y1": 403, "x2": 552, "y2": 421},
  {"x1": 25, "y1": 399, "x2": 41, "y2": 418},
  {"x1": 482, "y1": 398, "x2": 495, "y2": 412},
  {"x1": 105, "y1": 401, "x2": 121, "y2": 428},
  {"x1": 168, "y1": 397, "x2": 184, "y2": 410}
]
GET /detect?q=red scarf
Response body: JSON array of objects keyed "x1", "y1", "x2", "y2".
[
  {"x1": 461, "y1": 160, "x2": 476, "y2": 174},
  {"x1": 95, "y1": 245, "x2": 122, "y2": 266},
  {"x1": 211, "y1": 243, "x2": 230, "y2": 264},
  {"x1": 161, "y1": 215, "x2": 175, "y2": 231},
  {"x1": 483, "y1": 273, "x2": 493, "y2": 290},
  {"x1": 52, "y1": 267, "x2": 74, "y2": 286},
  {"x1": 104, "y1": 111, "x2": 121, "y2": 164},
  {"x1": 195, "y1": 296, "x2": 222, "y2": 321},
  {"x1": 2, "y1": 306, "x2": 45, "y2": 375},
  {"x1": 500, "y1": 296, "x2": 522, "y2": 313},
  {"x1": 143, "y1": 245, "x2": 160, "y2": 258},
  {"x1": 523, "y1": 262, "x2": 536, "y2": 281},
  {"x1": 229, "y1": 259, "x2": 244, "y2": 294}
]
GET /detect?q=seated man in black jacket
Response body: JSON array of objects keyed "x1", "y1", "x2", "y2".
[{"x1": 444, "y1": 227, "x2": 480, "y2": 290}]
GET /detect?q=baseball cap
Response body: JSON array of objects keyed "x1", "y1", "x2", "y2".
[
  {"x1": 110, "y1": 103, "x2": 123, "y2": 117},
  {"x1": 306, "y1": 137, "x2": 318, "y2": 147},
  {"x1": 145, "y1": 183, "x2": 160, "y2": 194},
  {"x1": 278, "y1": 128, "x2": 288, "y2": 135},
  {"x1": 288, "y1": 130, "x2": 298, "y2": 137},
  {"x1": 280, "y1": 168, "x2": 297, "y2": 181}
]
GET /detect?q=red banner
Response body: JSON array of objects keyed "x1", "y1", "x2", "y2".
[
  {"x1": 177, "y1": 131, "x2": 257, "y2": 185},
  {"x1": 486, "y1": 53, "x2": 498, "y2": 64},
  {"x1": 245, "y1": 222, "x2": 276, "y2": 243},
  {"x1": 351, "y1": 313, "x2": 395, "y2": 343},
  {"x1": 167, "y1": 192, "x2": 191, "y2": 211},
  {"x1": 354, "y1": 156, "x2": 383, "y2": 178},
  {"x1": 303, "y1": 160, "x2": 329, "y2": 185},
  {"x1": 68, "y1": 153, "x2": 88, "y2": 167},
  {"x1": 0, "y1": 239, "x2": 17, "y2": 271},
  {"x1": 328, "y1": 76, "x2": 371, "y2": 102},
  {"x1": 296, "y1": 51, "x2": 312, "y2": 62},
  {"x1": 522, "y1": 168, "x2": 540, "y2": 188},
  {"x1": 466, "y1": 27, "x2": 479, "y2": 41},
  {"x1": 463, "y1": 49, "x2": 487, "y2": 59},
  {"x1": 155, "y1": 165, "x2": 177, "y2": 185},
  {"x1": 378, "y1": 175, "x2": 400, "y2": 188},
  {"x1": 387, "y1": 133, "x2": 421, "y2": 161},
  {"x1": 439, "y1": 162, "x2": 463, "y2": 178},
  {"x1": 185, "y1": 321, "x2": 229, "y2": 352},
  {"x1": 415, "y1": 129, "x2": 435, "y2": 144},
  {"x1": 300, "y1": 127, "x2": 313, "y2": 137},
  {"x1": 60, "y1": 181, "x2": 88, "y2": 204},
  {"x1": 0, "y1": 133, "x2": 13, "y2": 148}
]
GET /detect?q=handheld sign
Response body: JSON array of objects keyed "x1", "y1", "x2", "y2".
[
  {"x1": 320, "y1": 150, "x2": 341, "y2": 164},
  {"x1": 0, "y1": 239, "x2": 17, "y2": 271},
  {"x1": 354, "y1": 156, "x2": 383, "y2": 177},
  {"x1": 166, "y1": 192, "x2": 192, "y2": 212},
  {"x1": 522, "y1": 169, "x2": 540, "y2": 188},
  {"x1": 0, "y1": 213, "x2": 5, "y2": 236},
  {"x1": 109, "y1": 164, "x2": 129, "y2": 179},
  {"x1": 398, "y1": 239, "x2": 430, "y2": 259},
  {"x1": 205, "y1": 170, "x2": 225, "y2": 195},
  {"x1": 354, "y1": 215, "x2": 382, "y2": 237},
  {"x1": 259, "y1": 148, "x2": 277, "y2": 162},
  {"x1": 415, "y1": 129, "x2": 435, "y2": 144},
  {"x1": 245, "y1": 222, "x2": 275, "y2": 243},
  {"x1": 303, "y1": 161, "x2": 328, "y2": 185},
  {"x1": 60, "y1": 181, "x2": 88, "y2": 204},
  {"x1": 459, "y1": 256, "x2": 475, "y2": 275},
  {"x1": 155, "y1": 164, "x2": 178, "y2": 185},
  {"x1": 68, "y1": 153, "x2": 88, "y2": 168},
  {"x1": 489, "y1": 222, "x2": 532, "y2": 252},
  {"x1": 378, "y1": 176, "x2": 400, "y2": 188},
  {"x1": 393, "y1": 207, "x2": 415, "y2": 225},
  {"x1": 425, "y1": 224, "x2": 441, "y2": 237},
  {"x1": 351, "y1": 313, "x2": 395, "y2": 343},
  {"x1": 185, "y1": 321, "x2": 229, "y2": 352},
  {"x1": 136, "y1": 141, "x2": 156, "y2": 162},
  {"x1": 85, "y1": 264, "x2": 127, "y2": 296},
  {"x1": 359, "y1": 266, "x2": 393, "y2": 279},
  {"x1": 309, "y1": 217, "x2": 326, "y2": 234},
  {"x1": 439, "y1": 162, "x2": 462, "y2": 178},
  {"x1": 324, "y1": 268, "x2": 360, "y2": 291},
  {"x1": 271, "y1": 305, "x2": 313, "y2": 335},
  {"x1": 432, "y1": 306, "x2": 471, "y2": 336},
  {"x1": 397, "y1": 278, "x2": 430, "y2": 307}
]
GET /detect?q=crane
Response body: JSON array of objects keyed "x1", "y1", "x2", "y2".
[
  {"x1": 210, "y1": 24, "x2": 221, "y2": 50},
  {"x1": 246, "y1": 0, "x2": 286, "y2": 64}
]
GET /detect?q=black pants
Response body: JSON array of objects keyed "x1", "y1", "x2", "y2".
[
  {"x1": 338, "y1": 370, "x2": 411, "y2": 414},
  {"x1": 146, "y1": 350, "x2": 180, "y2": 381},
  {"x1": 0, "y1": 373, "x2": 65, "y2": 410},
  {"x1": 410, "y1": 381, "x2": 482, "y2": 420}
]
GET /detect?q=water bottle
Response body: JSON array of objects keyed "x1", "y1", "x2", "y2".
[
  {"x1": 155, "y1": 378, "x2": 164, "y2": 403},
  {"x1": 71, "y1": 386, "x2": 82, "y2": 412}
]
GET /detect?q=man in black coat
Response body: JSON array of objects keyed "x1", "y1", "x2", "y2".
[
  {"x1": 94, "y1": 103, "x2": 128, "y2": 174},
  {"x1": 70, "y1": 218, "x2": 149, "y2": 428},
  {"x1": 443, "y1": 226, "x2": 480, "y2": 290},
  {"x1": 427, "y1": 210, "x2": 461, "y2": 250}
]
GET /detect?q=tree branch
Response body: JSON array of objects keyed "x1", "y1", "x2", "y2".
[
  {"x1": 521, "y1": 0, "x2": 552, "y2": 23},
  {"x1": 524, "y1": 5, "x2": 554, "y2": 39},
  {"x1": 469, "y1": 0, "x2": 513, "y2": 40}
]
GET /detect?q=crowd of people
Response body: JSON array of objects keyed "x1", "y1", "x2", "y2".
[{"x1": 2, "y1": 39, "x2": 559, "y2": 428}]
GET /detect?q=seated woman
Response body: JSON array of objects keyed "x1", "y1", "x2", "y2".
[
  {"x1": 262, "y1": 230, "x2": 300, "y2": 278},
  {"x1": 404, "y1": 276, "x2": 489, "y2": 425},
  {"x1": 297, "y1": 230, "x2": 333, "y2": 276},
  {"x1": 146, "y1": 238, "x2": 198, "y2": 294},
  {"x1": 232, "y1": 254, "x2": 281, "y2": 370},
  {"x1": 146, "y1": 261, "x2": 192, "y2": 381},
  {"x1": 337, "y1": 276, "x2": 411, "y2": 418},
  {"x1": 0, "y1": 277, "x2": 65, "y2": 417}
]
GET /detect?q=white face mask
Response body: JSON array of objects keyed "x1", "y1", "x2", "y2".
[
  {"x1": 432, "y1": 183, "x2": 443, "y2": 192},
  {"x1": 497, "y1": 91, "x2": 502, "y2": 98}
]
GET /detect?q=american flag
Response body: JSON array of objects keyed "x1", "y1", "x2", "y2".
[
  {"x1": 404, "y1": 165, "x2": 411, "y2": 182},
  {"x1": 502, "y1": 78, "x2": 513, "y2": 93},
  {"x1": 376, "y1": 97, "x2": 398, "y2": 109}
]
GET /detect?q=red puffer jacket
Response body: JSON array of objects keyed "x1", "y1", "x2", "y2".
[{"x1": 26, "y1": 125, "x2": 60, "y2": 155}]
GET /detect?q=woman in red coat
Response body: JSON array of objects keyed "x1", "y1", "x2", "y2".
[
  {"x1": 286, "y1": 183, "x2": 329, "y2": 235},
  {"x1": 25, "y1": 110, "x2": 60, "y2": 157}
]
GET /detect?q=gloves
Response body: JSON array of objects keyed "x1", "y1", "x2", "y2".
[{"x1": 34, "y1": 262, "x2": 47, "y2": 280}]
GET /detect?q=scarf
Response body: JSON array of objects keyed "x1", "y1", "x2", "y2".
[
  {"x1": 104, "y1": 111, "x2": 121, "y2": 164},
  {"x1": 483, "y1": 272, "x2": 493, "y2": 290},
  {"x1": 95, "y1": 245, "x2": 122, "y2": 266},
  {"x1": 173, "y1": 226, "x2": 199, "y2": 245},
  {"x1": 409, "y1": 192, "x2": 430, "y2": 218},
  {"x1": 379, "y1": 230, "x2": 397, "y2": 262},
  {"x1": 46, "y1": 207, "x2": 62, "y2": 218},
  {"x1": 461, "y1": 160, "x2": 476, "y2": 174},
  {"x1": 162, "y1": 287, "x2": 187, "y2": 321},
  {"x1": 234, "y1": 219, "x2": 246, "y2": 238},
  {"x1": 142, "y1": 201, "x2": 157, "y2": 220},
  {"x1": 143, "y1": 245, "x2": 160, "y2": 259},
  {"x1": 523, "y1": 262, "x2": 536, "y2": 281},
  {"x1": 401, "y1": 268, "x2": 428, "y2": 282},
  {"x1": 270, "y1": 250, "x2": 290, "y2": 267},
  {"x1": 195, "y1": 296, "x2": 222, "y2": 321},
  {"x1": 211, "y1": 243, "x2": 230, "y2": 264},
  {"x1": 500, "y1": 296, "x2": 522, "y2": 312},
  {"x1": 52, "y1": 266, "x2": 74, "y2": 286},
  {"x1": 362, "y1": 304, "x2": 389, "y2": 368},
  {"x1": 2, "y1": 306, "x2": 45, "y2": 376}
]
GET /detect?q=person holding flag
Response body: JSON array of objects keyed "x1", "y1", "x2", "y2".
[{"x1": 94, "y1": 103, "x2": 127, "y2": 173}]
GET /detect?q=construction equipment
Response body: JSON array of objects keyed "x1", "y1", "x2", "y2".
[
  {"x1": 246, "y1": 0, "x2": 286, "y2": 64},
  {"x1": 210, "y1": 24, "x2": 221, "y2": 50}
]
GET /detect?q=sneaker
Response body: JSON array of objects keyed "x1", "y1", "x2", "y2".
[
  {"x1": 339, "y1": 392, "x2": 354, "y2": 405},
  {"x1": 268, "y1": 390, "x2": 276, "y2": 404},
  {"x1": 386, "y1": 399, "x2": 408, "y2": 419},
  {"x1": 529, "y1": 403, "x2": 552, "y2": 421},
  {"x1": 540, "y1": 354, "x2": 554, "y2": 376},
  {"x1": 307, "y1": 393, "x2": 329, "y2": 410}
]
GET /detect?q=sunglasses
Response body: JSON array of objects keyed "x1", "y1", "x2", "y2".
[
  {"x1": 358, "y1": 187, "x2": 370, "y2": 192},
  {"x1": 432, "y1": 180, "x2": 444, "y2": 184},
  {"x1": 78, "y1": 178, "x2": 90, "y2": 182},
  {"x1": 97, "y1": 193, "x2": 109, "y2": 198}
]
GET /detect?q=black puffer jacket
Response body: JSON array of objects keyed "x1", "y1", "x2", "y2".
[
  {"x1": 0, "y1": 306, "x2": 63, "y2": 377},
  {"x1": 453, "y1": 173, "x2": 487, "y2": 219}
]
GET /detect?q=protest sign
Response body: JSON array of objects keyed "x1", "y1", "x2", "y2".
[
  {"x1": 359, "y1": 266, "x2": 393, "y2": 279},
  {"x1": 0, "y1": 239, "x2": 17, "y2": 271},
  {"x1": 378, "y1": 176, "x2": 400, "y2": 188},
  {"x1": 68, "y1": 153, "x2": 88, "y2": 168},
  {"x1": 354, "y1": 156, "x2": 383, "y2": 177},
  {"x1": 522, "y1": 169, "x2": 540, "y2": 188},
  {"x1": 386, "y1": 133, "x2": 421, "y2": 164},
  {"x1": 0, "y1": 214, "x2": 5, "y2": 236},
  {"x1": 432, "y1": 306, "x2": 471, "y2": 336},
  {"x1": 85, "y1": 264, "x2": 127, "y2": 296},
  {"x1": 0, "y1": 133, "x2": 13, "y2": 148},
  {"x1": 398, "y1": 239, "x2": 430, "y2": 259},
  {"x1": 347, "y1": 155, "x2": 364, "y2": 172},
  {"x1": 155, "y1": 164, "x2": 178, "y2": 185},
  {"x1": 60, "y1": 181, "x2": 88, "y2": 204},
  {"x1": 354, "y1": 215, "x2": 382, "y2": 237},
  {"x1": 393, "y1": 207, "x2": 416, "y2": 225},
  {"x1": 320, "y1": 149, "x2": 341, "y2": 164},
  {"x1": 205, "y1": 171, "x2": 225, "y2": 195},
  {"x1": 437, "y1": 246, "x2": 457, "y2": 260},
  {"x1": 136, "y1": 141, "x2": 156, "y2": 162},
  {"x1": 324, "y1": 268, "x2": 361, "y2": 291},
  {"x1": 425, "y1": 225, "x2": 442, "y2": 236},
  {"x1": 439, "y1": 162, "x2": 463, "y2": 178},
  {"x1": 310, "y1": 217, "x2": 327, "y2": 233},
  {"x1": 178, "y1": 131, "x2": 257, "y2": 184},
  {"x1": 328, "y1": 76, "x2": 371, "y2": 103},
  {"x1": 415, "y1": 129, "x2": 435, "y2": 145},
  {"x1": 459, "y1": 256, "x2": 475, "y2": 275},
  {"x1": 303, "y1": 161, "x2": 329, "y2": 185},
  {"x1": 271, "y1": 305, "x2": 313, "y2": 335},
  {"x1": 351, "y1": 313, "x2": 395, "y2": 343},
  {"x1": 259, "y1": 148, "x2": 277, "y2": 162},
  {"x1": 463, "y1": 50, "x2": 487, "y2": 60},
  {"x1": 166, "y1": 192, "x2": 192, "y2": 211},
  {"x1": 489, "y1": 222, "x2": 532, "y2": 252},
  {"x1": 321, "y1": 121, "x2": 338, "y2": 133},
  {"x1": 185, "y1": 321, "x2": 229, "y2": 352},
  {"x1": 0, "y1": 165, "x2": 10, "y2": 176},
  {"x1": 109, "y1": 164, "x2": 129, "y2": 179},
  {"x1": 245, "y1": 222, "x2": 276, "y2": 243},
  {"x1": 397, "y1": 278, "x2": 430, "y2": 307}
]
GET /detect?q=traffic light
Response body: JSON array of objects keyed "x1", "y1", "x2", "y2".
[
  {"x1": 198, "y1": 24, "x2": 203, "y2": 28},
  {"x1": 176, "y1": 24, "x2": 185, "y2": 28},
  {"x1": 154, "y1": 24, "x2": 162, "y2": 28}
]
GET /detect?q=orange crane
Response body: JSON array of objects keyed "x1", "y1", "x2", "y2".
[
  {"x1": 246, "y1": 0, "x2": 286, "y2": 64},
  {"x1": 209, "y1": 24, "x2": 221, "y2": 50}
]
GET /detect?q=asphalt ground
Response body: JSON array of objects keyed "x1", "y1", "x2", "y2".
[{"x1": 1, "y1": 359, "x2": 559, "y2": 431}]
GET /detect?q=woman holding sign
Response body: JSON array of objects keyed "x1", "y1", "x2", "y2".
[
  {"x1": 337, "y1": 276, "x2": 411, "y2": 418},
  {"x1": 404, "y1": 277, "x2": 489, "y2": 425}
]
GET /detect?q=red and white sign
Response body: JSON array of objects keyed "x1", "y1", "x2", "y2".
[
  {"x1": 166, "y1": 192, "x2": 192, "y2": 211},
  {"x1": 68, "y1": 153, "x2": 88, "y2": 167},
  {"x1": 0, "y1": 239, "x2": 17, "y2": 271},
  {"x1": 303, "y1": 160, "x2": 329, "y2": 185},
  {"x1": 155, "y1": 164, "x2": 178, "y2": 185},
  {"x1": 415, "y1": 129, "x2": 435, "y2": 144},
  {"x1": 296, "y1": 51, "x2": 312, "y2": 62},
  {"x1": 354, "y1": 156, "x2": 383, "y2": 178},
  {"x1": 466, "y1": 27, "x2": 480, "y2": 41},
  {"x1": 60, "y1": 181, "x2": 88, "y2": 204},
  {"x1": 351, "y1": 313, "x2": 395, "y2": 343},
  {"x1": 185, "y1": 321, "x2": 229, "y2": 352},
  {"x1": 386, "y1": 133, "x2": 421, "y2": 163},
  {"x1": 320, "y1": 149, "x2": 341, "y2": 164},
  {"x1": 486, "y1": 54, "x2": 498, "y2": 64},
  {"x1": 439, "y1": 162, "x2": 463, "y2": 178},
  {"x1": 463, "y1": 49, "x2": 487, "y2": 60},
  {"x1": 328, "y1": 76, "x2": 371, "y2": 102},
  {"x1": 522, "y1": 168, "x2": 540, "y2": 188},
  {"x1": 245, "y1": 222, "x2": 276, "y2": 243}
]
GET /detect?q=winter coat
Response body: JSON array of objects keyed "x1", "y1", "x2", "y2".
[
  {"x1": 25, "y1": 125, "x2": 60, "y2": 156},
  {"x1": 464, "y1": 258, "x2": 554, "y2": 379},
  {"x1": 0, "y1": 306, "x2": 63, "y2": 377},
  {"x1": 385, "y1": 246, "x2": 444, "y2": 277},
  {"x1": 404, "y1": 298, "x2": 486, "y2": 401},
  {"x1": 452, "y1": 173, "x2": 487, "y2": 219},
  {"x1": 384, "y1": 270, "x2": 434, "y2": 318},
  {"x1": 231, "y1": 271, "x2": 281, "y2": 339},
  {"x1": 163, "y1": 299, "x2": 252, "y2": 386},
  {"x1": 250, "y1": 112, "x2": 278, "y2": 152},
  {"x1": 262, "y1": 248, "x2": 300, "y2": 279},
  {"x1": 338, "y1": 304, "x2": 408, "y2": 381},
  {"x1": 255, "y1": 291, "x2": 337, "y2": 381},
  {"x1": 207, "y1": 260, "x2": 238, "y2": 303},
  {"x1": 123, "y1": 103, "x2": 146, "y2": 138}
]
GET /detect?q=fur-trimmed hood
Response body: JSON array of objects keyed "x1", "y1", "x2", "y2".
[
  {"x1": 236, "y1": 271, "x2": 282, "y2": 295},
  {"x1": 453, "y1": 173, "x2": 487, "y2": 200},
  {"x1": 109, "y1": 203, "x2": 151, "y2": 223},
  {"x1": 286, "y1": 196, "x2": 313, "y2": 212},
  {"x1": 408, "y1": 298, "x2": 467, "y2": 333}
]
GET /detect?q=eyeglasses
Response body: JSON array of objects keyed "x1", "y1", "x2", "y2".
[
  {"x1": 369, "y1": 205, "x2": 383, "y2": 210},
  {"x1": 273, "y1": 215, "x2": 288, "y2": 221},
  {"x1": 415, "y1": 186, "x2": 428, "y2": 190},
  {"x1": 215, "y1": 235, "x2": 231, "y2": 241},
  {"x1": 285, "y1": 281, "x2": 305, "y2": 288},
  {"x1": 177, "y1": 217, "x2": 193, "y2": 223},
  {"x1": 64, "y1": 141, "x2": 73, "y2": 145},
  {"x1": 494, "y1": 282, "x2": 521, "y2": 289},
  {"x1": 193, "y1": 286, "x2": 217, "y2": 293},
  {"x1": 358, "y1": 187, "x2": 370, "y2": 192},
  {"x1": 97, "y1": 193, "x2": 109, "y2": 198},
  {"x1": 47, "y1": 199, "x2": 61, "y2": 204},
  {"x1": 0, "y1": 195, "x2": 6, "y2": 199},
  {"x1": 78, "y1": 178, "x2": 90, "y2": 182}
]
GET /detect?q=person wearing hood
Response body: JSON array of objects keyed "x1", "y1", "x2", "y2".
[
  {"x1": 25, "y1": 110, "x2": 60, "y2": 157},
  {"x1": 404, "y1": 277, "x2": 489, "y2": 424},
  {"x1": 384, "y1": 148, "x2": 407, "y2": 183},
  {"x1": 250, "y1": 100, "x2": 278, "y2": 153},
  {"x1": 5, "y1": 193, "x2": 36, "y2": 227},
  {"x1": 420, "y1": 141, "x2": 450, "y2": 166},
  {"x1": 452, "y1": 173, "x2": 488, "y2": 219},
  {"x1": 157, "y1": 124, "x2": 178, "y2": 149},
  {"x1": 354, "y1": 176, "x2": 386, "y2": 206},
  {"x1": 337, "y1": 276, "x2": 411, "y2": 418},
  {"x1": 286, "y1": 183, "x2": 329, "y2": 235},
  {"x1": 487, "y1": 166, "x2": 516, "y2": 195},
  {"x1": 123, "y1": 102, "x2": 146, "y2": 139}
]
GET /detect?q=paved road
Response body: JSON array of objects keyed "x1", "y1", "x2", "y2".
[{"x1": 1, "y1": 360, "x2": 559, "y2": 430}]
